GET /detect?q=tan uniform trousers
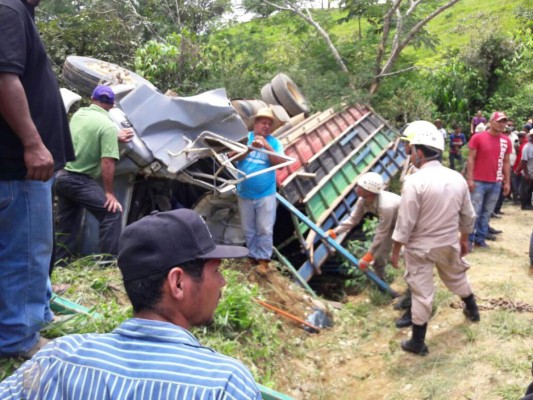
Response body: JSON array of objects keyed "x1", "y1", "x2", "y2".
[
  {"x1": 404, "y1": 244, "x2": 472, "y2": 325},
  {"x1": 372, "y1": 236, "x2": 393, "y2": 279}
]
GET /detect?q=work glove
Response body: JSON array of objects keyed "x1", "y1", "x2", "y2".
[
  {"x1": 323, "y1": 229, "x2": 337, "y2": 254},
  {"x1": 359, "y1": 252, "x2": 374, "y2": 270},
  {"x1": 325, "y1": 229, "x2": 337, "y2": 239}
]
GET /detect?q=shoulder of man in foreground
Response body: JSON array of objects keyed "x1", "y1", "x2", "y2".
[{"x1": 0, "y1": 331, "x2": 261, "y2": 400}]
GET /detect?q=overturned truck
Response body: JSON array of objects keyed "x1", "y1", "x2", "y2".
[{"x1": 61, "y1": 56, "x2": 407, "y2": 295}]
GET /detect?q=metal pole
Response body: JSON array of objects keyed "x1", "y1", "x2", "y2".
[
  {"x1": 276, "y1": 193, "x2": 400, "y2": 298},
  {"x1": 272, "y1": 247, "x2": 317, "y2": 298}
]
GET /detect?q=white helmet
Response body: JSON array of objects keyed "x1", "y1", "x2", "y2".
[
  {"x1": 408, "y1": 120, "x2": 444, "y2": 151},
  {"x1": 358, "y1": 172, "x2": 384, "y2": 194},
  {"x1": 475, "y1": 123, "x2": 486, "y2": 133}
]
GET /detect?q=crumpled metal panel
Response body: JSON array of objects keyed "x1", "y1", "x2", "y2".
[{"x1": 119, "y1": 85, "x2": 248, "y2": 173}]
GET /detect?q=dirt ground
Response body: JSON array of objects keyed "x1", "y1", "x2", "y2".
[{"x1": 270, "y1": 202, "x2": 533, "y2": 400}]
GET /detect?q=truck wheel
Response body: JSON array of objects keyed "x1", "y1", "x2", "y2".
[
  {"x1": 271, "y1": 73, "x2": 309, "y2": 117},
  {"x1": 261, "y1": 83, "x2": 280, "y2": 105},
  {"x1": 231, "y1": 99, "x2": 255, "y2": 130},
  {"x1": 246, "y1": 99, "x2": 268, "y2": 115},
  {"x1": 270, "y1": 104, "x2": 290, "y2": 123},
  {"x1": 62, "y1": 56, "x2": 155, "y2": 97}
]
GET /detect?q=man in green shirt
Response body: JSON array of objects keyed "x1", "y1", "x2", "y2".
[{"x1": 55, "y1": 85, "x2": 133, "y2": 264}]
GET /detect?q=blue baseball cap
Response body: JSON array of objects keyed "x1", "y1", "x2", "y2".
[{"x1": 91, "y1": 85, "x2": 115, "y2": 105}]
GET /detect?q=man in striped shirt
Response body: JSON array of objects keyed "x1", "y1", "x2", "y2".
[{"x1": 0, "y1": 209, "x2": 262, "y2": 399}]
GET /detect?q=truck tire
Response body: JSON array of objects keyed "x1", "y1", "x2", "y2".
[
  {"x1": 272, "y1": 112, "x2": 306, "y2": 137},
  {"x1": 246, "y1": 99, "x2": 268, "y2": 115},
  {"x1": 271, "y1": 73, "x2": 309, "y2": 117},
  {"x1": 261, "y1": 83, "x2": 280, "y2": 105},
  {"x1": 62, "y1": 56, "x2": 155, "y2": 97},
  {"x1": 270, "y1": 104, "x2": 290, "y2": 123},
  {"x1": 231, "y1": 99, "x2": 255, "y2": 130}
]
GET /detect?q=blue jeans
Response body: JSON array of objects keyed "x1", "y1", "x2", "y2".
[
  {"x1": 55, "y1": 171, "x2": 122, "y2": 262},
  {"x1": 469, "y1": 181, "x2": 501, "y2": 243},
  {"x1": 238, "y1": 194, "x2": 277, "y2": 260},
  {"x1": 0, "y1": 179, "x2": 53, "y2": 355}
]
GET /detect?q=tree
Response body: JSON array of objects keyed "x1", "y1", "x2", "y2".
[
  {"x1": 247, "y1": 0, "x2": 461, "y2": 94},
  {"x1": 134, "y1": 32, "x2": 209, "y2": 94},
  {"x1": 38, "y1": 9, "x2": 140, "y2": 76},
  {"x1": 369, "y1": 0, "x2": 460, "y2": 93},
  {"x1": 254, "y1": 0, "x2": 352, "y2": 78}
]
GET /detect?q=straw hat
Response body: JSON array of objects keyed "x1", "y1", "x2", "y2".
[{"x1": 250, "y1": 107, "x2": 281, "y2": 131}]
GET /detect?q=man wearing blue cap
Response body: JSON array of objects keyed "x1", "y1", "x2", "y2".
[
  {"x1": 0, "y1": 209, "x2": 262, "y2": 399},
  {"x1": 55, "y1": 85, "x2": 133, "y2": 264}
]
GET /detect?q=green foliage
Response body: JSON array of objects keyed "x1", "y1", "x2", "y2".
[
  {"x1": 374, "y1": 71, "x2": 436, "y2": 126},
  {"x1": 485, "y1": 27, "x2": 533, "y2": 120},
  {"x1": 428, "y1": 55, "x2": 486, "y2": 125},
  {"x1": 193, "y1": 269, "x2": 284, "y2": 381},
  {"x1": 241, "y1": 0, "x2": 279, "y2": 18},
  {"x1": 38, "y1": 10, "x2": 139, "y2": 76},
  {"x1": 0, "y1": 261, "x2": 288, "y2": 384},
  {"x1": 134, "y1": 0, "x2": 232, "y2": 35},
  {"x1": 342, "y1": 217, "x2": 378, "y2": 290},
  {"x1": 202, "y1": 25, "x2": 282, "y2": 98},
  {"x1": 135, "y1": 32, "x2": 209, "y2": 94}
]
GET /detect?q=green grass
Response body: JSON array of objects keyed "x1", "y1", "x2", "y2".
[
  {"x1": 229, "y1": 0, "x2": 525, "y2": 69},
  {"x1": 0, "y1": 259, "x2": 298, "y2": 387}
]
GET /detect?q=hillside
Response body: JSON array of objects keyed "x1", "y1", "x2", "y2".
[{"x1": 227, "y1": 0, "x2": 526, "y2": 64}]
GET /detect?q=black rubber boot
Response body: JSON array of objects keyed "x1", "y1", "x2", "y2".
[
  {"x1": 393, "y1": 288, "x2": 412, "y2": 310},
  {"x1": 462, "y1": 294, "x2": 480, "y2": 322},
  {"x1": 395, "y1": 308, "x2": 412, "y2": 328},
  {"x1": 401, "y1": 323, "x2": 429, "y2": 355}
]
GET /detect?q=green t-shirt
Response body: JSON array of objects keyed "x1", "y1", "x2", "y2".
[{"x1": 65, "y1": 104, "x2": 119, "y2": 179}]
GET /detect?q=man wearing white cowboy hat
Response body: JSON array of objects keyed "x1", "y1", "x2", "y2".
[{"x1": 233, "y1": 107, "x2": 285, "y2": 273}]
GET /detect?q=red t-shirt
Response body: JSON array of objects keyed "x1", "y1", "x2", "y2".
[{"x1": 469, "y1": 131, "x2": 512, "y2": 182}]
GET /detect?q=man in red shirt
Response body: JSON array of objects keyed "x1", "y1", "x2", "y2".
[{"x1": 466, "y1": 111, "x2": 512, "y2": 248}]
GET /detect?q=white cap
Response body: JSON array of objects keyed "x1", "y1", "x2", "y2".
[
  {"x1": 358, "y1": 172, "x2": 384, "y2": 194},
  {"x1": 409, "y1": 121, "x2": 444, "y2": 151}
]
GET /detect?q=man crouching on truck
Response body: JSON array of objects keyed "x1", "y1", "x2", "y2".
[
  {"x1": 0, "y1": 209, "x2": 262, "y2": 399},
  {"x1": 326, "y1": 172, "x2": 400, "y2": 281}
]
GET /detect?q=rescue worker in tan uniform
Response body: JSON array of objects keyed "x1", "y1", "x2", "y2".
[
  {"x1": 391, "y1": 122, "x2": 480, "y2": 355},
  {"x1": 327, "y1": 172, "x2": 400, "y2": 280}
]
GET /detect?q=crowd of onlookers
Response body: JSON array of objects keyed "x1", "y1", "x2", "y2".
[
  {"x1": 436, "y1": 113, "x2": 533, "y2": 210},
  {"x1": 436, "y1": 111, "x2": 533, "y2": 274}
]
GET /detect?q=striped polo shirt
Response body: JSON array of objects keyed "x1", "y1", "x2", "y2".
[{"x1": 0, "y1": 318, "x2": 261, "y2": 400}]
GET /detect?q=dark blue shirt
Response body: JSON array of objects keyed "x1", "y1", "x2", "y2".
[{"x1": 0, "y1": 0, "x2": 74, "y2": 179}]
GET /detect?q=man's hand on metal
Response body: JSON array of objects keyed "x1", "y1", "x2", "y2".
[
  {"x1": 104, "y1": 193, "x2": 123, "y2": 213},
  {"x1": 24, "y1": 141, "x2": 54, "y2": 181},
  {"x1": 118, "y1": 128, "x2": 134, "y2": 143},
  {"x1": 251, "y1": 136, "x2": 267, "y2": 149}
]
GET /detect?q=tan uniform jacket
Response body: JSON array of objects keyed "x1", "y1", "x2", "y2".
[
  {"x1": 334, "y1": 191, "x2": 401, "y2": 255},
  {"x1": 392, "y1": 160, "x2": 475, "y2": 250}
]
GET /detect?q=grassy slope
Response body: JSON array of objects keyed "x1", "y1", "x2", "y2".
[
  {"x1": 272, "y1": 203, "x2": 533, "y2": 399},
  {"x1": 227, "y1": 0, "x2": 524, "y2": 65}
]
